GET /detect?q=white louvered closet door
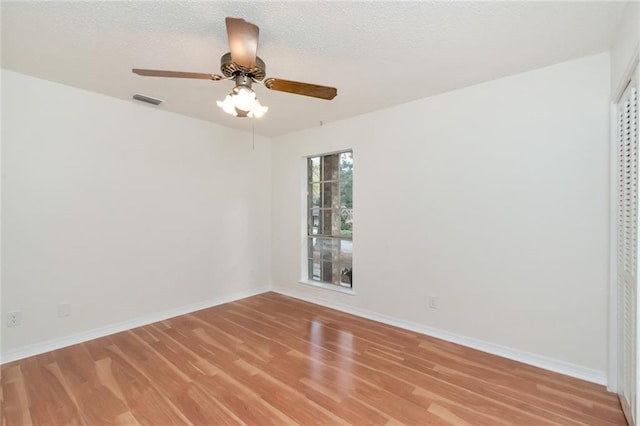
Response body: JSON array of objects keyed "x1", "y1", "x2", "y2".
[{"x1": 617, "y1": 76, "x2": 638, "y2": 425}]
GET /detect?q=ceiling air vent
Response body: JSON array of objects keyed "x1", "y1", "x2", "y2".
[{"x1": 132, "y1": 94, "x2": 163, "y2": 105}]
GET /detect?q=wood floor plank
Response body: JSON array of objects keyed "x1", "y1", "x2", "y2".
[
  {"x1": 1, "y1": 292, "x2": 627, "y2": 425},
  {"x1": 221, "y1": 299, "x2": 577, "y2": 424},
  {"x1": 253, "y1": 293, "x2": 627, "y2": 425},
  {"x1": 2, "y1": 366, "x2": 34, "y2": 426}
]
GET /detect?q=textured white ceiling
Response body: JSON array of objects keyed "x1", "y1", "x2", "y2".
[{"x1": 1, "y1": 1, "x2": 627, "y2": 136}]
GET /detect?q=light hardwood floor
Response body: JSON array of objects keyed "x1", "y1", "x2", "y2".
[{"x1": 1, "y1": 292, "x2": 627, "y2": 425}]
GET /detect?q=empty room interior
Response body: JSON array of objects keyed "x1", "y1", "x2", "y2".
[{"x1": 1, "y1": 1, "x2": 639, "y2": 425}]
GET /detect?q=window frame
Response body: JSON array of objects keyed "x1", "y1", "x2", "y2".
[{"x1": 302, "y1": 150, "x2": 353, "y2": 292}]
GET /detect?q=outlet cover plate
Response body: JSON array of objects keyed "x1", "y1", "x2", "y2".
[
  {"x1": 58, "y1": 302, "x2": 71, "y2": 318},
  {"x1": 429, "y1": 296, "x2": 438, "y2": 310},
  {"x1": 7, "y1": 311, "x2": 22, "y2": 327}
]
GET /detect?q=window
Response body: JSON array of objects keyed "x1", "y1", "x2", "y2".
[{"x1": 307, "y1": 151, "x2": 353, "y2": 288}]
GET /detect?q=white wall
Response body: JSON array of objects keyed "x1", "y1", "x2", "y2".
[
  {"x1": 1, "y1": 70, "x2": 272, "y2": 357},
  {"x1": 1, "y1": 52, "x2": 613, "y2": 381},
  {"x1": 611, "y1": 0, "x2": 639, "y2": 99},
  {"x1": 271, "y1": 53, "x2": 611, "y2": 380}
]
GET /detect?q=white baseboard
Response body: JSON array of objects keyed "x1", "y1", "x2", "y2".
[
  {"x1": 4, "y1": 285, "x2": 608, "y2": 387},
  {"x1": 1, "y1": 287, "x2": 270, "y2": 364},
  {"x1": 273, "y1": 286, "x2": 607, "y2": 386}
]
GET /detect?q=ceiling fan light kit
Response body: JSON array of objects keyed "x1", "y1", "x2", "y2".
[
  {"x1": 216, "y1": 74, "x2": 268, "y2": 118},
  {"x1": 132, "y1": 17, "x2": 337, "y2": 119}
]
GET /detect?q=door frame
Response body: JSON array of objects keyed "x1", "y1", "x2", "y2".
[
  {"x1": 609, "y1": 98, "x2": 619, "y2": 393},
  {"x1": 609, "y1": 51, "x2": 639, "y2": 392},
  {"x1": 609, "y1": 50, "x2": 639, "y2": 425}
]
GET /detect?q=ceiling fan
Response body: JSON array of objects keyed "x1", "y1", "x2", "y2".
[{"x1": 132, "y1": 17, "x2": 337, "y2": 118}]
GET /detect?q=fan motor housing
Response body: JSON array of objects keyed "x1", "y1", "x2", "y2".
[{"x1": 220, "y1": 52, "x2": 266, "y2": 80}]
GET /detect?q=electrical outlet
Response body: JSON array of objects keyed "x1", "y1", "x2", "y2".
[
  {"x1": 7, "y1": 311, "x2": 22, "y2": 327},
  {"x1": 429, "y1": 296, "x2": 438, "y2": 310}
]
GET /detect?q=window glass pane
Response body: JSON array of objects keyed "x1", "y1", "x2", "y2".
[
  {"x1": 309, "y1": 157, "x2": 321, "y2": 182},
  {"x1": 309, "y1": 259, "x2": 321, "y2": 281},
  {"x1": 323, "y1": 154, "x2": 339, "y2": 181},
  {"x1": 309, "y1": 209, "x2": 321, "y2": 235},
  {"x1": 330, "y1": 209, "x2": 341, "y2": 237},
  {"x1": 340, "y1": 239, "x2": 353, "y2": 256},
  {"x1": 332, "y1": 262, "x2": 340, "y2": 284},
  {"x1": 321, "y1": 262, "x2": 333, "y2": 283},
  {"x1": 309, "y1": 238, "x2": 322, "y2": 281},
  {"x1": 340, "y1": 208, "x2": 353, "y2": 237},
  {"x1": 340, "y1": 239, "x2": 353, "y2": 287},
  {"x1": 331, "y1": 238, "x2": 340, "y2": 262},
  {"x1": 340, "y1": 152, "x2": 353, "y2": 209},
  {"x1": 310, "y1": 183, "x2": 320, "y2": 208},
  {"x1": 322, "y1": 182, "x2": 339, "y2": 208},
  {"x1": 317, "y1": 237, "x2": 339, "y2": 261},
  {"x1": 321, "y1": 238, "x2": 332, "y2": 261},
  {"x1": 321, "y1": 209, "x2": 334, "y2": 236},
  {"x1": 340, "y1": 266, "x2": 352, "y2": 287},
  {"x1": 308, "y1": 237, "x2": 319, "y2": 259},
  {"x1": 318, "y1": 238, "x2": 340, "y2": 284}
]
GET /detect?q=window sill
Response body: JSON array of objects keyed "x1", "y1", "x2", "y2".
[{"x1": 298, "y1": 280, "x2": 355, "y2": 295}]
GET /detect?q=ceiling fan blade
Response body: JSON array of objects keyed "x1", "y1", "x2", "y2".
[
  {"x1": 264, "y1": 78, "x2": 337, "y2": 100},
  {"x1": 132, "y1": 69, "x2": 223, "y2": 80},
  {"x1": 225, "y1": 17, "x2": 259, "y2": 69}
]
